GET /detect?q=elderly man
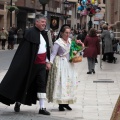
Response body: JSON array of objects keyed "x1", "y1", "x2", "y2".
[{"x1": 0, "y1": 14, "x2": 51, "y2": 115}]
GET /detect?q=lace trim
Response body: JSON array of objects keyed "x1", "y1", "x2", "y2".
[{"x1": 37, "y1": 93, "x2": 46, "y2": 99}]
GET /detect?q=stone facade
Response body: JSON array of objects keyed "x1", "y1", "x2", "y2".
[
  {"x1": 0, "y1": 0, "x2": 77, "y2": 31},
  {"x1": 0, "y1": 0, "x2": 18, "y2": 30},
  {"x1": 105, "y1": 0, "x2": 120, "y2": 24},
  {"x1": 0, "y1": 2, "x2": 9, "y2": 30},
  {"x1": 105, "y1": 0, "x2": 120, "y2": 40}
]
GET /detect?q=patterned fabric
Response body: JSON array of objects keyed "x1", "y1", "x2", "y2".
[
  {"x1": 46, "y1": 57, "x2": 58, "y2": 102},
  {"x1": 110, "y1": 95, "x2": 120, "y2": 120},
  {"x1": 37, "y1": 93, "x2": 46, "y2": 99}
]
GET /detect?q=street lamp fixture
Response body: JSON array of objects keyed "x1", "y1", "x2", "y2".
[
  {"x1": 39, "y1": 0, "x2": 50, "y2": 15},
  {"x1": 6, "y1": 6, "x2": 18, "y2": 12},
  {"x1": 6, "y1": 0, "x2": 19, "y2": 27},
  {"x1": 63, "y1": 0, "x2": 70, "y2": 24},
  {"x1": 77, "y1": 0, "x2": 101, "y2": 31},
  {"x1": 10, "y1": 0, "x2": 12, "y2": 27}
]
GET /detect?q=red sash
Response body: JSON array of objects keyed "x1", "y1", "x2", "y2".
[{"x1": 34, "y1": 53, "x2": 46, "y2": 64}]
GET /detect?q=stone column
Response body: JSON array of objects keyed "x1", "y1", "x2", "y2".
[
  {"x1": 106, "y1": 0, "x2": 114, "y2": 24},
  {"x1": 115, "y1": 21, "x2": 120, "y2": 40},
  {"x1": 105, "y1": 0, "x2": 108, "y2": 22},
  {"x1": 4, "y1": 2, "x2": 8, "y2": 30},
  {"x1": 12, "y1": 2, "x2": 16, "y2": 26},
  {"x1": 118, "y1": 0, "x2": 120, "y2": 21}
]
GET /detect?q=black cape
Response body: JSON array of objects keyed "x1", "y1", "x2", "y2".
[{"x1": 0, "y1": 27, "x2": 50, "y2": 106}]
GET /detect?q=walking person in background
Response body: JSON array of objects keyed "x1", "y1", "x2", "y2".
[
  {"x1": 12, "y1": 24, "x2": 18, "y2": 44},
  {"x1": 0, "y1": 27, "x2": 8, "y2": 50},
  {"x1": 77, "y1": 29, "x2": 84, "y2": 42},
  {"x1": 0, "y1": 14, "x2": 51, "y2": 115},
  {"x1": 108, "y1": 25, "x2": 117, "y2": 62},
  {"x1": 77, "y1": 29, "x2": 87, "y2": 56},
  {"x1": 8, "y1": 27, "x2": 14, "y2": 50},
  {"x1": 47, "y1": 29, "x2": 53, "y2": 50},
  {"x1": 83, "y1": 28, "x2": 100, "y2": 74},
  {"x1": 69, "y1": 29, "x2": 74, "y2": 39},
  {"x1": 17, "y1": 28, "x2": 23, "y2": 44},
  {"x1": 47, "y1": 24, "x2": 84, "y2": 111},
  {"x1": 101, "y1": 24, "x2": 116, "y2": 63},
  {"x1": 49, "y1": 29, "x2": 56, "y2": 44},
  {"x1": 82, "y1": 29, "x2": 87, "y2": 40}
]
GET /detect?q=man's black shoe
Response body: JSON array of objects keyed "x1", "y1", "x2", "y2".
[
  {"x1": 39, "y1": 108, "x2": 50, "y2": 115},
  {"x1": 102, "y1": 59, "x2": 106, "y2": 61},
  {"x1": 92, "y1": 69, "x2": 95, "y2": 74},
  {"x1": 87, "y1": 71, "x2": 92, "y2": 74},
  {"x1": 14, "y1": 102, "x2": 21, "y2": 112}
]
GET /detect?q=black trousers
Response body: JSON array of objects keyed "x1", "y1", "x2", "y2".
[
  {"x1": 103, "y1": 52, "x2": 115, "y2": 62},
  {"x1": 31, "y1": 64, "x2": 46, "y2": 93},
  {"x1": 107, "y1": 52, "x2": 115, "y2": 62},
  {"x1": 1, "y1": 39, "x2": 6, "y2": 47},
  {"x1": 17, "y1": 38, "x2": 23, "y2": 44}
]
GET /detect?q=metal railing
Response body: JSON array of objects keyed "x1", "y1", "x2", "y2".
[{"x1": 114, "y1": 32, "x2": 120, "y2": 39}]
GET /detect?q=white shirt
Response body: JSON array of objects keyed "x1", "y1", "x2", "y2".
[
  {"x1": 37, "y1": 33, "x2": 49, "y2": 62},
  {"x1": 37, "y1": 34, "x2": 46, "y2": 54}
]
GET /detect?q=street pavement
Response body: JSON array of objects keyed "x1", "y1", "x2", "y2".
[{"x1": 0, "y1": 44, "x2": 120, "y2": 120}]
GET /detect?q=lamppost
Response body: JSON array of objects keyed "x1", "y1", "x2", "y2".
[
  {"x1": 39, "y1": 0, "x2": 50, "y2": 15},
  {"x1": 10, "y1": 0, "x2": 12, "y2": 27},
  {"x1": 6, "y1": 0, "x2": 19, "y2": 27},
  {"x1": 77, "y1": 0, "x2": 101, "y2": 31},
  {"x1": 88, "y1": 14, "x2": 93, "y2": 30},
  {"x1": 63, "y1": 0, "x2": 70, "y2": 24}
]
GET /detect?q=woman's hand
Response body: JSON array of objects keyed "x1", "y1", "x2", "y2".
[
  {"x1": 76, "y1": 40, "x2": 81, "y2": 44},
  {"x1": 73, "y1": 51, "x2": 77, "y2": 55},
  {"x1": 46, "y1": 62, "x2": 52, "y2": 70},
  {"x1": 76, "y1": 40, "x2": 84, "y2": 47}
]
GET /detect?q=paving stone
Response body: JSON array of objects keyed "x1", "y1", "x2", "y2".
[{"x1": 0, "y1": 51, "x2": 120, "y2": 120}]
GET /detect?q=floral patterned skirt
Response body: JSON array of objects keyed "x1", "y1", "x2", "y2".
[{"x1": 46, "y1": 56, "x2": 78, "y2": 104}]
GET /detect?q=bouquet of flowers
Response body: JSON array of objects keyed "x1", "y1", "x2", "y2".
[{"x1": 69, "y1": 38, "x2": 84, "y2": 63}]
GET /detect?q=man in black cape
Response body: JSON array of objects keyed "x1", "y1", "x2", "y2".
[{"x1": 0, "y1": 14, "x2": 51, "y2": 115}]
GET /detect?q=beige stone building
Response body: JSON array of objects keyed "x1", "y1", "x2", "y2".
[
  {"x1": 0, "y1": 0, "x2": 18, "y2": 30},
  {"x1": 93, "y1": 0, "x2": 105, "y2": 30},
  {"x1": 105, "y1": 0, "x2": 120, "y2": 40},
  {"x1": 0, "y1": 0, "x2": 78, "y2": 31},
  {"x1": 105, "y1": 0, "x2": 120, "y2": 24},
  {"x1": 1, "y1": 0, "x2": 95, "y2": 32}
]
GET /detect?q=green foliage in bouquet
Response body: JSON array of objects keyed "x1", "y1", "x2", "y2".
[{"x1": 69, "y1": 39, "x2": 82, "y2": 62}]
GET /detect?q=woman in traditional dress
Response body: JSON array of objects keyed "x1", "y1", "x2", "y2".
[{"x1": 47, "y1": 25, "x2": 84, "y2": 111}]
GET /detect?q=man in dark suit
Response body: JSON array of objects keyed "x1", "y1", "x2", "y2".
[{"x1": 0, "y1": 14, "x2": 51, "y2": 115}]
